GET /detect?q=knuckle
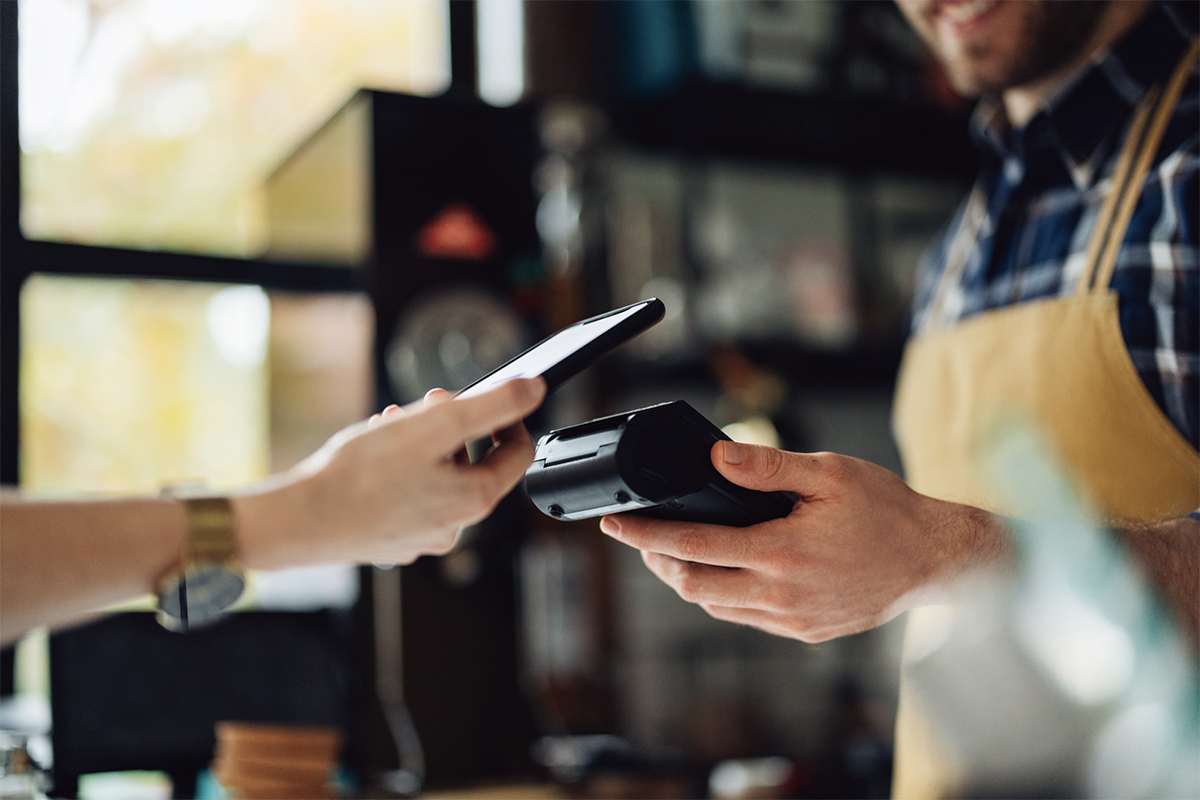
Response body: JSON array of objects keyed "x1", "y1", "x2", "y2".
[
  {"x1": 757, "y1": 540, "x2": 797, "y2": 575},
  {"x1": 429, "y1": 502, "x2": 463, "y2": 531},
  {"x1": 423, "y1": 413, "x2": 456, "y2": 448},
  {"x1": 446, "y1": 401, "x2": 474, "y2": 435},
  {"x1": 675, "y1": 571, "x2": 704, "y2": 604},
  {"x1": 761, "y1": 448, "x2": 788, "y2": 481},
  {"x1": 465, "y1": 479, "x2": 498, "y2": 517},
  {"x1": 677, "y1": 529, "x2": 708, "y2": 562},
  {"x1": 762, "y1": 585, "x2": 798, "y2": 614},
  {"x1": 430, "y1": 530, "x2": 458, "y2": 556},
  {"x1": 816, "y1": 453, "x2": 849, "y2": 484}
]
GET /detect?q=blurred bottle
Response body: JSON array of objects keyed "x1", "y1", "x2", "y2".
[{"x1": 901, "y1": 424, "x2": 1200, "y2": 798}]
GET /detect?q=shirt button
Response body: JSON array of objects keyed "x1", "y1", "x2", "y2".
[{"x1": 1004, "y1": 157, "x2": 1024, "y2": 184}]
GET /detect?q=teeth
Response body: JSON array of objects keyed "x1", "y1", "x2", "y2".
[{"x1": 941, "y1": 0, "x2": 997, "y2": 23}]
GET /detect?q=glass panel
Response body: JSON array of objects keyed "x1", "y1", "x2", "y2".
[
  {"x1": 19, "y1": 274, "x2": 272, "y2": 494},
  {"x1": 19, "y1": 0, "x2": 450, "y2": 258},
  {"x1": 266, "y1": 290, "x2": 374, "y2": 472},
  {"x1": 18, "y1": 275, "x2": 375, "y2": 494}
]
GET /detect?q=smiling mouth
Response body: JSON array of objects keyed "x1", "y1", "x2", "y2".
[{"x1": 933, "y1": 0, "x2": 1001, "y2": 34}]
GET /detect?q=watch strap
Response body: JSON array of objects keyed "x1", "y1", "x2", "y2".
[{"x1": 180, "y1": 496, "x2": 239, "y2": 562}]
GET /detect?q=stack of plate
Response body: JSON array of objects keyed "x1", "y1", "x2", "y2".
[{"x1": 212, "y1": 722, "x2": 342, "y2": 800}]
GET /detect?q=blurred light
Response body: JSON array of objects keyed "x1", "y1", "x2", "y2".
[
  {"x1": 1014, "y1": 581, "x2": 1136, "y2": 706},
  {"x1": 207, "y1": 285, "x2": 270, "y2": 370},
  {"x1": 721, "y1": 417, "x2": 781, "y2": 448},
  {"x1": 78, "y1": 771, "x2": 172, "y2": 800},
  {"x1": 710, "y1": 757, "x2": 794, "y2": 799},
  {"x1": 251, "y1": 565, "x2": 359, "y2": 611},
  {"x1": 17, "y1": 0, "x2": 88, "y2": 152},
  {"x1": 1086, "y1": 703, "x2": 1171, "y2": 798},
  {"x1": 151, "y1": 78, "x2": 211, "y2": 139},
  {"x1": 477, "y1": 0, "x2": 524, "y2": 106}
]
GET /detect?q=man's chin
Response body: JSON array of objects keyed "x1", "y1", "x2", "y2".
[{"x1": 942, "y1": 59, "x2": 1007, "y2": 99}]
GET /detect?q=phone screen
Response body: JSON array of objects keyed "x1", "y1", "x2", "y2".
[{"x1": 457, "y1": 302, "x2": 656, "y2": 399}]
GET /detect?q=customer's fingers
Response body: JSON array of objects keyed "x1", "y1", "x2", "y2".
[
  {"x1": 424, "y1": 389, "x2": 470, "y2": 464},
  {"x1": 423, "y1": 388, "x2": 452, "y2": 406},
  {"x1": 451, "y1": 430, "x2": 537, "y2": 523},
  {"x1": 419, "y1": 378, "x2": 545, "y2": 455},
  {"x1": 368, "y1": 404, "x2": 403, "y2": 429}
]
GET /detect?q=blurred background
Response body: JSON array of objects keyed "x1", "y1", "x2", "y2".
[{"x1": 0, "y1": 1, "x2": 980, "y2": 798}]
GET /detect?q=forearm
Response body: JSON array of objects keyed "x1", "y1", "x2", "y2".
[
  {"x1": 1115, "y1": 516, "x2": 1199, "y2": 651},
  {"x1": 0, "y1": 495, "x2": 187, "y2": 645}
]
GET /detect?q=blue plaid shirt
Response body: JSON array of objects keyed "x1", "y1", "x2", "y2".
[{"x1": 911, "y1": 3, "x2": 1199, "y2": 452}]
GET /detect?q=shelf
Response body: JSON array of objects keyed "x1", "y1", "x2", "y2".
[
  {"x1": 605, "y1": 338, "x2": 906, "y2": 394},
  {"x1": 609, "y1": 79, "x2": 979, "y2": 179}
]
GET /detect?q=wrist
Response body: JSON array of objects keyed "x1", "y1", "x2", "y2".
[
  {"x1": 231, "y1": 476, "x2": 310, "y2": 572},
  {"x1": 910, "y1": 496, "x2": 1013, "y2": 607}
]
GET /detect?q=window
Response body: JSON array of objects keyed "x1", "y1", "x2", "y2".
[{"x1": 19, "y1": 0, "x2": 450, "y2": 258}]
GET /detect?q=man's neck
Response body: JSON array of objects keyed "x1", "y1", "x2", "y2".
[{"x1": 1003, "y1": 0, "x2": 1154, "y2": 128}]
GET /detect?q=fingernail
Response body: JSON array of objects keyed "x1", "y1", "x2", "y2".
[
  {"x1": 599, "y1": 516, "x2": 622, "y2": 538},
  {"x1": 723, "y1": 441, "x2": 747, "y2": 465}
]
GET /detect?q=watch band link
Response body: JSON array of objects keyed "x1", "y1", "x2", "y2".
[{"x1": 181, "y1": 496, "x2": 238, "y2": 562}]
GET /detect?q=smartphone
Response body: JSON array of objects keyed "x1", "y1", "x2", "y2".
[{"x1": 456, "y1": 298, "x2": 665, "y2": 399}]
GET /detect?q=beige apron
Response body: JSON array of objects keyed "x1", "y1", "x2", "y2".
[{"x1": 889, "y1": 40, "x2": 1200, "y2": 799}]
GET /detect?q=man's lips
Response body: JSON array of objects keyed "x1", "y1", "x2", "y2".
[{"x1": 933, "y1": 0, "x2": 1003, "y2": 38}]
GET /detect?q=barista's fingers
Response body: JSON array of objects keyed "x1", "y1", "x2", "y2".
[
  {"x1": 698, "y1": 604, "x2": 811, "y2": 640},
  {"x1": 639, "y1": 551, "x2": 764, "y2": 609},
  {"x1": 600, "y1": 515, "x2": 756, "y2": 568},
  {"x1": 710, "y1": 440, "x2": 825, "y2": 498},
  {"x1": 699, "y1": 603, "x2": 843, "y2": 645}
]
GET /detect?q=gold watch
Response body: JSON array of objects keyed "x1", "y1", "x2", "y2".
[{"x1": 155, "y1": 496, "x2": 247, "y2": 632}]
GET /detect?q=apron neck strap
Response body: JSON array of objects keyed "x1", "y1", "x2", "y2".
[{"x1": 1077, "y1": 37, "x2": 1200, "y2": 295}]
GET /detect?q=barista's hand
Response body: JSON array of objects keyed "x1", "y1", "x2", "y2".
[
  {"x1": 600, "y1": 441, "x2": 1008, "y2": 642},
  {"x1": 237, "y1": 377, "x2": 545, "y2": 569}
]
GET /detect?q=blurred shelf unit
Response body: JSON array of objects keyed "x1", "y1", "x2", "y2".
[
  {"x1": 609, "y1": 79, "x2": 977, "y2": 179},
  {"x1": 595, "y1": 128, "x2": 969, "y2": 391}
]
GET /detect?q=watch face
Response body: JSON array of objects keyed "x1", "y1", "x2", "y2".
[{"x1": 157, "y1": 563, "x2": 246, "y2": 631}]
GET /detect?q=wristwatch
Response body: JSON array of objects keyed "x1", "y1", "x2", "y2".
[{"x1": 156, "y1": 495, "x2": 247, "y2": 632}]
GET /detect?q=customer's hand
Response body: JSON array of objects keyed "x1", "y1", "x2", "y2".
[
  {"x1": 600, "y1": 441, "x2": 1008, "y2": 642},
  {"x1": 237, "y1": 377, "x2": 545, "y2": 570}
]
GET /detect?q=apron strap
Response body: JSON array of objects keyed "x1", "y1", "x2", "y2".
[{"x1": 1078, "y1": 37, "x2": 1200, "y2": 294}]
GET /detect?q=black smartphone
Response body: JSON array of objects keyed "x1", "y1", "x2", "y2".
[{"x1": 456, "y1": 298, "x2": 665, "y2": 399}]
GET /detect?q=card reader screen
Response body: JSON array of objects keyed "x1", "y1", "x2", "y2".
[{"x1": 457, "y1": 304, "x2": 645, "y2": 398}]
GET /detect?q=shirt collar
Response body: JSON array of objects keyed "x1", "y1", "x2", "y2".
[{"x1": 968, "y1": 3, "x2": 1195, "y2": 190}]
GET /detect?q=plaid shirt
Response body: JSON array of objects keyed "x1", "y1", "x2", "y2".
[{"x1": 910, "y1": 3, "x2": 1199, "y2": 452}]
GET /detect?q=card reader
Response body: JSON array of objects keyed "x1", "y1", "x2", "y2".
[{"x1": 525, "y1": 401, "x2": 796, "y2": 527}]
